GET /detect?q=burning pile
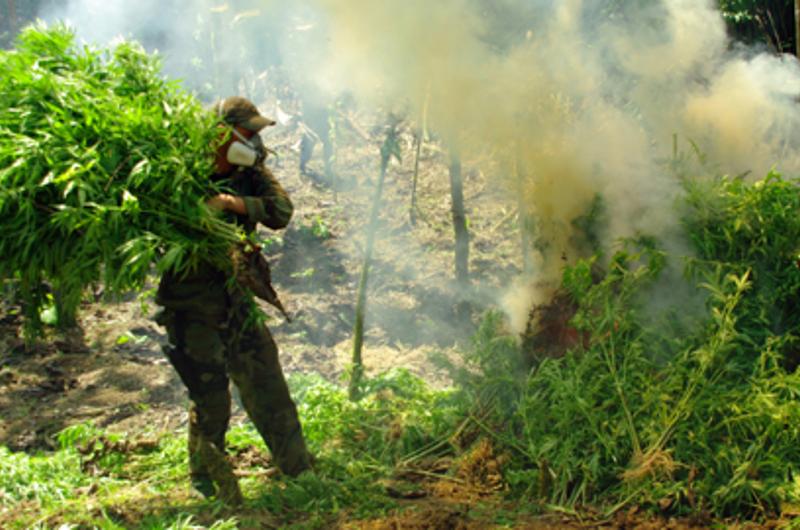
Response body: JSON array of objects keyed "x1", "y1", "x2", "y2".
[{"x1": 458, "y1": 170, "x2": 800, "y2": 517}]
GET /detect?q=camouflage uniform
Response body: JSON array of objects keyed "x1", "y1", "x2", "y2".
[{"x1": 156, "y1": 112, "x2": 311, "y2": 500}]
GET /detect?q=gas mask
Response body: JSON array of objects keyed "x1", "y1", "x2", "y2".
[{"x1": 226, "y1": 128, "x2": 267, "y2": 167}]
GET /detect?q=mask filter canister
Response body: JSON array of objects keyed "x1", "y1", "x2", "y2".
[
  {"x1": 227, "y1": 140, "x2": 259, "y2": 166},
  {"x1": 226, "y1": 128, "x2": 265, "y2": 167}
]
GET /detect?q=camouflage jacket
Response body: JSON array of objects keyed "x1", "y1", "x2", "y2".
[
  {"x1": 216, "y1": 165, "x2": 293, "y2": 233},
  {"x1": 156, "y1": 165, "x2": 292, "y2": 311}
]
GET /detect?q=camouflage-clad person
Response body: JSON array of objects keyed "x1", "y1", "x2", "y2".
[{"x1": 155, "y1": 97, "x2": 311, "y2": 504}]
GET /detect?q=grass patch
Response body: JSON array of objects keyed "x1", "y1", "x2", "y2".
[{"x1": 0, "y1": 371, "x2": 463, "y2": 529}]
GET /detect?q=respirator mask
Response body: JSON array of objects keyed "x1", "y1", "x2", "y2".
[{"x1": 226, "y1": 128, "x2": 267, "y2": 167}]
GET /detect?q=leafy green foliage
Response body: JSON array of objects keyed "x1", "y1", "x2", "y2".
[
  {"x1": 683, "y1": 171, "x2": 800, "y2": 367},
  {"x1": 0, "y1": 445, "x2": 88, "y2": 507},
  {"x1": 294, "y1": 370, "x2": 459, "y2": 463},
  {"x1": 0, "y1": 25, "x2": 240, "y2": 339},
  {"x1": 297, "y1": 215, "x2": 332, "y2": 241},
  {"x1": 718, "y1": 0, "x2": 793, "y2": 25},
  {"x1": 452, "y1": 172, "x2": 800, "y2": 517}
]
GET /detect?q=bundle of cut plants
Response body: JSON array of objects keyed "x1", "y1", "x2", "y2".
[{"x1": 0, "y1": 25, "x2": 241, "y2": 339}]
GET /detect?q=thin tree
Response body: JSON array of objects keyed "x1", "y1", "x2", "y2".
[
  {"x1": 409, "y1": 128, "x2": 422, "y2": 225},
  {"x1": 409, "y1": 89, "x2": 430, "y2": 225},
  {"x1": 515, "y1": 157, "x2": 533, "y2": 273},
  {"x1": 449, "y1": 150, "x2": 469, "y2": 286},
  {"x1": 349, "y1": 119, "x2": 401, "y2": 401},
  {"x1": 796, "y1": 0, "x2": 800, "y2": 57}
]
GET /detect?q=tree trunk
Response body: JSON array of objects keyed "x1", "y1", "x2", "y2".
[
  {"x1": 449, "y1": 152, "x2": 469, "y2": 286},
  {"x1": 796, "y1": 0, "x2": 800, "y2": 58},
  {"x1": 516, "y1": 160, "x2": 532, "y2": 273},
  {"x1": 349, "y1": 124, "x2": 398, "y2": 400}
]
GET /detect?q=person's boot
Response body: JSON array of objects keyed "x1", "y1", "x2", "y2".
[
  {"x1": 188, "y1": 430, "x2": 216, "y2": 498},
  {"x1": 197, "y1": 437, "x2": 243, "y2": 506},
  {"x1": 273, "y1": 423, "x2": 314, "y2": 477}
]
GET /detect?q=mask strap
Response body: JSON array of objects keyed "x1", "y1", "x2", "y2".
[{"x1": 231, "y1": 127, "x2": 254, "y2": 147}]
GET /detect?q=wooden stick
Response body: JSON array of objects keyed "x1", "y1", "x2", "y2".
[{"x1": 409, "y1": 129, "x2": 422, "y2": 225}]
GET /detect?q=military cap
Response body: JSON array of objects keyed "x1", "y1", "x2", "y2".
[{"x1": 217, "y1": 96, "x2": 276, "y2": 131}]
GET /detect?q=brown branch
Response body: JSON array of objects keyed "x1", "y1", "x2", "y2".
[
  {"x1": 755, "y1": 10, "x2": 782, "y2": 54},
  {"x1": 764, "y1": 8, "x2": 783, "y2": 52}
]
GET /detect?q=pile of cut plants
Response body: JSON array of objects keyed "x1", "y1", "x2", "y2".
[{"x1": 0, "y1": 25, "x2": 240, "y2": 340}]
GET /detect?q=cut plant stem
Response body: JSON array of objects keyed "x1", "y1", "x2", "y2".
[
  {"x1": 349, "y1": 119, "x2": 401, "y2": 401},
  {"x1": 410, "y1": 87, "x2": 430, "y2": 226}
]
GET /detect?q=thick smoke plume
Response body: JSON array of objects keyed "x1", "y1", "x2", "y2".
[
  {"x1": 41, "y1": 0, "x2": 800, "y2": 333},
  {"x1": 305, "y1": 0, "x2": 800, "y2": 330}
]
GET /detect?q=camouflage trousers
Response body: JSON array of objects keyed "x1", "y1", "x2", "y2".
[{"x1": 157, "y1": 299, "x2": 311, "y2": 487}]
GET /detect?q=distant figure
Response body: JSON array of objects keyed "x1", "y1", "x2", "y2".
[
  {"x1": 299, "y1": 98, "x2": 335, "y2": 183},
  {"x1": 155, "y1": 96, "x2": 312, "y2": 504}
]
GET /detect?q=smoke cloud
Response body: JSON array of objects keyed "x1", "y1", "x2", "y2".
[
  {"x1": 301, "y1": 0, "x2": 800, "y2": 330},
  {"x1": 37, "y1": 0, "x2": 800, "y2": 334}
]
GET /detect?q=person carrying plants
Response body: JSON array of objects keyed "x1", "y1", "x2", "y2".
[{"x1": 155, "y1": 96, "x2": 312, "y2": 504}]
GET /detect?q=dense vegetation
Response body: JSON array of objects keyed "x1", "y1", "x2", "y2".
[
  {"x1": 472, "y1": 171, "x2": 800, "y2": 517},
  {"x1": 4, "y1": 171, "x2": 800, "y2": 527}
]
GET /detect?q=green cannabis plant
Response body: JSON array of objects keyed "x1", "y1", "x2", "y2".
[
  {"x1": 682, "y1": 171, "x2": 800, "y2": 369},
  {"x1": 0, "y1": 25, "x2": 241, "y2": 340},
  {"x1": 451, "y1": 172, "x2": 800, "y2": 517}
]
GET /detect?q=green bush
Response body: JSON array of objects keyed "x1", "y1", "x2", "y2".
[{"x1": 456, "y1": 172, "x2": 800, "y2": 517}]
